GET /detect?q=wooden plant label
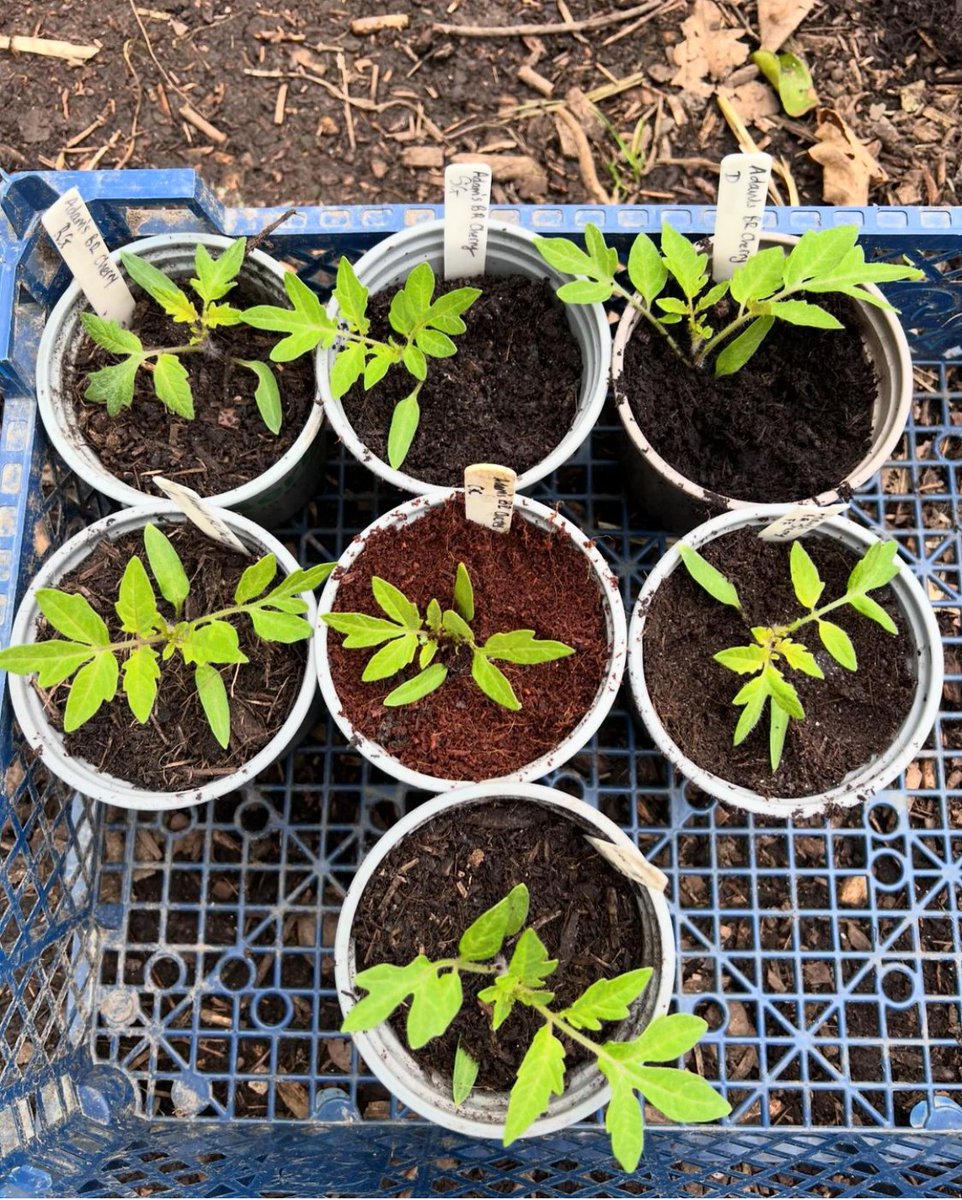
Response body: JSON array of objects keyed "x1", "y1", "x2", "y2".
[
  {"x1": 757, "y1": 504, "x2": 850, "y2": 543},
  {"x1": 154, "y1": 477, "x2": 251, "y2": 556},
  {"x1": 711, "y1": 152, "x2": 773, "y2": 283},
  {"x1": 444, "y1": 163, "x2": 492, "y2": 279},
  {"x1": 41, "y1": 188, "x2": 136, "y2": 324},
  {"x1": 464, "y1": 463, "x2": 516, "y2": 533},
  {"x1": 585, "y1": 836, "x2": 669, "y2": 894}
]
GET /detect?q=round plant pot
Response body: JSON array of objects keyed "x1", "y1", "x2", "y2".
[
  {"x1": 628, "y1": 506, "x2": 944, "y2": 818},
  {"x1": 315, "y1": 491, "x2": 627, "y2": 790},
  {"x1": 334, "y1": 781, "x2": 675, "y2": 1139},
  {"x1": 5, "y1": 502, "x2": 320, "y2": 812},
  {"x1": 612, "y1": 233, "x2": 914, "y2": 532},
  {"x1": 36, "y1": 233, "x2": 325, "y2": 527},
  {"x1": 317, "y1": 218, "x2": 611, "y2": 496}
]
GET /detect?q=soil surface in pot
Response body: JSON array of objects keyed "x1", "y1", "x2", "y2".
[
  {"x1": 351, "y1": 799, "x2": 648, "y2": 1090},
  {"x1": 325, "y1": 499, "x2": 610, "y2": 780},
  {"x1": 642, "y1": 527, "x2": 916, "y2": 798},
  {"x1": 340, "y1": 274, "x2": 581, "y2": 485},
  {"x1": 39, "y1": 524, "x2": 308, "y2": 792},
  {"x1": 66, "y1": 278, "x2": 316, "y2": 498},
  {"x1": 618, "y1": 294, "x2": 878, "y2": 503}
]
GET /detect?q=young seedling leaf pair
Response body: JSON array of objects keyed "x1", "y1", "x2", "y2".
[
  {"x1": 323, "y1": 563, "x2": 573, "y2": 710},
  {"x1": 82, "y1": 239, "x2": 285, "y2": 433},
  {"x1": 243, "y1": 257, "x2": 481, "y2": 471},
  {"x1": 677, "y1": 535, "x2": 901, "y2": 770},
  {"x1": 534, "y1": 223, "x2": 923, "y2": 377},
  {"x1": 0, "y1": 526, "x2": 335, "y2": 748},
  {"x1": 344, "y1": 882, "x2": 730, "y2": 1170}
]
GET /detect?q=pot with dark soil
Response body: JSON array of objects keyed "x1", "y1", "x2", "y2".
[
  {"x1": 629, "y1": 507, "x2": 943, "y2": 818},
  {"x1": 315, "y1": 220, "x2": 611, "y2": 495},
  {"x1": 536, "y1": 223, "x2": 921, "y2": 532},
  {"x1": 335, "y1": 783, "x2": 728, "y2": 1165},
  {"x1": 36, "y1": 234, "x2": 325, "y2": 526},
  {"x1": 0, "y1": 502, "x2": 331, "y2": 810},
  {"x1": 315, "y1": 491, "x2": 627, "y2": 790}
]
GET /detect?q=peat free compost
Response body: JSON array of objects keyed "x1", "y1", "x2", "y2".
[
  {"x1": 351, "y1": 799, "x2": 645, "y2": 1090},
  {"x1": 641, "y1": 526, "x2": 916, "y2": 798},
  {"x1": 325, "y1": 498, "x2": 610, "y2": 780}
]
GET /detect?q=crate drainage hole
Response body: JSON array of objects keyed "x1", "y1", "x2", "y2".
[
  {"x1": 146, "y1": 952, "x2": 186, "y2": 991},
  {"x1": 871, "y1": 851, "x2": 907, "y2": 889},
  {"x1": 253, "y1": 991, "x2": 293, "y2": 1028},
  {"x1": 218, "y1": 955, "x2": 255, "y2": 992},
  {"x1": 237, "y1": 795, "x2": 273, "y2": 837},
  {"x1": 881, "y1": 966, "x2": 919, "y2": 1009}
]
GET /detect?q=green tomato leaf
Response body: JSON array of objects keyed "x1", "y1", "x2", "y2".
[
  {"x1": 115, "y1": 555, "x2": 159, "y2": 636},
  {"x1": 782, "y1": 226, "x2": 859, "y2": 289},
  {"x1": 848, "y1": 592, "x2": 898, "y2": 635},
  {"x1": 85, "y1": 357, "x2": 140, "y2": 417},
  {"x1": 323, "y1": 611, "x2": 409, "y2": 647},
  {"x1": 122, "y1": 645, "x2": 160, "y2": 724},
  {"x1": 778, "y1": 637, "x2": 824, "y2": 679},
  {"x1": 249, "y1": 608, "x2": 313, "y2": 643},
  {"x1": 453, "y1": 562, "x2": 475, "y2": 622},
  {"x1": 333, "y1": 256, "x2": 370, "y2": 336},
  {"x1": 237, "y1": 359, "x2": 283, "y2": 434},
  {"x1": 764, "y1": 665, "x2": 805, "y2": 719},
  {"x1": 695, "y1": 280, "x2": 729, "y2": 312},
  {"x1": 561, "y1": 967, "x2": 653, "y2": 1032},
  {"x1": 143, "y1": 524, "x2": 190, "y2": 616},
  {"x1": 713, "y1": 644, "x2": 766, "y2": 674},
  {"x1": 364, "y1": 346, "x2": 395, "y2": 390},
  {"x1": 243, "y1": 270, "x2": 336, "y2": 360},
  {"x1": 79, "y1": 312, "x2": 143, "y2": 354},
  {"x1": 627, "y1": 233, "x2": 667, "y2": 307},
  {"x1": 556, "y1": 280, "x2": 611, "y2": 304},
  {"x1": 625, "y1": 1013, "x2": 709, "y2": 1063},
  {"x1": 343, "y1": 956, "x2": 434, "y2": 1033},
  {"x1": 471, "y1": 651, "x2": 520, "y2": 711},
  {"x1": 655, "y1": 297, "x2": 689, "y2": 316},
  {"x1": 442, "y1": 608, "x2": 473, "y2": 642},
  {"x1": 191, "y1": 237, "x2": 245, "y2": 304},
  {"x1": 659, "y1": 222, "x2": 707, "y2": 301},
  {"x1": 383, "y1": 661, "x2": 448, "y2": 706},
  {"x1": 482, "y1": 629, "x2": 574, "y2": 664},
  {"x1": 407, "y1": 969, "x2": 463, "y2": 1051},
  {"x1": 194, "y1": 662, "x2": 230, "y2": 747},
  {"x1": 478, "y1": 973, "x2": 518, "y2": 1031},
  {"x1": 37, "y1": 588, "x2": 109, "y2": 645},
  {"x1": 790, "y1": 540, "x2": 825, "y2": 609},
  {"x1": 507, "y1": 927, "x2": 558, "y2": 990},
  {"x1": 330, "y1": 340, "x2": 368, "y2": 400},
  {"x1": 732, "y1": 675, "x2": 767, "y2": 746},
  {"x1": 403, "y1": 261, "x2": 436, "y2": 319},
  {"x1": 389, "y1": 290, "x2": 415, "y2": 337},
  {"x1": 205, "y1": 302, "x2": 243, "y2": 328},
  {"x1": 503, "y1": 1025, "x2": 566, "y2": 1146},
  {"x1": 458, "y1": 883, "x2": 530, "y2": 961},
  {"x1": 419, "y1": 640, "x2": 437, "y2": 669},
  {"x1": 453, "y1": 1041, "x2": 479, "y2": 1107},
  {"x1": 677, "y1": 544, "x2": 741, "y2": 609},
  {"x1": 154, "y1": 353, "x2": 194, "y2": 420},
  {"x1": 847, "y1": 539, "x2": 900, "y2": 594},
  {"x1": 361, "y1": 632, "x2": 418, "y2": 682},
  {"x1": 616, "y1": 1063, "x2": 731, "y2": 1124},
  {"x1": 426, "y1": 598, "x2": 442, "y2": 634},
  {"x1": 0, "y1": 640, "x2": 96, "y2": 687},
  {"x1": 234, "y1": 554, "x2": 277, "y2": 604},
  {"x1": 63, "y1": 650, "x2": 118, "y2": 731},
  {"x1": 729, "y1": 246, "x2": 786, "y2": 306},
  {"x1": 424, "y1": 287, "x2": 481, "y2": 334},
  {"x1": 770, "y1": 699, "x2": 790, "y2": 771},
  {"x1": 265, "y1": 563, "x2": 335, "y2": 598},
  {"x1": 602, "y1": 1078, "x2": 644, "y2": 1173},
  {"x1": 818, "y1": 619, "x2": 857, "y2": 670},
  {"x1": 752, "y1": 48, "x2": 817, "y2": 117},
  {"x1": 120, "y1": 250, "x2": 198, "y2": 323},
  {"x1": 186, "y1": 620, "x2": 249, "y2": 666},
  {"x1": 533, "y1": 235, "x2": 595, "y2": 278},
  {"x1": 415, "y1": 327, "x2": 457, "y2": 358},
  {"x1": 401, "y1": 343, "x2": 427, "y2": 382},
  {"x1": 713, "y1": 315, "x2": 774, "y2": 377},
  {"x1": 387, "y1": 389, "x2": 421, "y2": 471},
  {"x1": 768, "y1": 299, "x2": 843, "y2": 330},
  {"x1": 372, "y1": 577, "x2": 420, "y2": 628}
]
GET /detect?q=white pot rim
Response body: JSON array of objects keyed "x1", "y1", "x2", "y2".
[
  {"x1": 35, "y1": 232, "x2": 324, "y2": 512},
  {"x1": 317, "y1": 218, "x2": 612, "y2": 496},
  {"x1": 6, "y1": 501, "x2": 319, "y2": 811},
  {"x1": 314, "y1": 491, "x2": 627, "y2": 791},
  {"x1": 611, "y1": 232, "x2": 914, "y2": 510},
  {"x1": 334, "y1": 782, "x2": 676, "y2": 1139},
  {"x1": 628, "y1": 506, "x2": 945, "y2": 818}
]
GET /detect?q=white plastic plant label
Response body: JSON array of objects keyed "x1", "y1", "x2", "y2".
[
  {"x1": 585, "y1": 836, "x2": 668, "y2": 893},
  {"x1": 41, "y1": 188, "x2": 136, "y2": 324},
  {"x1": 464, "y1": 463, "x2": 516, "y2": 533},
  {"x1": 711, "y1": 152, "x2": 773, "y2": 283},
  {"x1": 154, "y1": 477, "x2": 251, "y2": 555},
  {"x1": 757, "y1": 504, "x2": 850, "y2": 542},
  {"x1": 443, "y1": 163, "x2": 492, "y2": 279}
]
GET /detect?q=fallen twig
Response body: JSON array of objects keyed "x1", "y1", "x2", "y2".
[
  {"x1": 273, "y1": 82, "x2": 288, "y2": 126},
  {"x1": 127, "y1": 0, "x2": 190, "y2": 101},
  {"x1": 336, "y1": 51, "x2": 356, "y2": 151},
  {"x1": 554, "y1": 107, "x2": 610, "y2": 202},
  {"x1": 434, "y1": 0, "x2": 668, "y2": 38},
  {"x1": 246, "y1": 208, "x2": 299, "y2": 256},
  {"x1": 715, "y1": 92, "x2": 786, "y2": 204},
  {"x1": 179, "y1": 103, "x2": 228, "y2": 145},
  {"x1": 351, "y1": 13, "x2": 409, "y2": 35},
  {"x1": 0, "y1": 34, "x2": 100, "y2": 63}
]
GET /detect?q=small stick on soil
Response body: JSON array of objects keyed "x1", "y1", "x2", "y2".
[
  {"x1": 518, "y1": 64, "x2": 554, "y2": 96},
  {"x1": 63, "y1": 114, "x2": 106, "y2": 149},
  {"x1": 554, "y1": 106, "x2": 610, "y2": 202},
  {"x1": 179, "y1": 103, "x2": 228, "y2": 145},
  {"x1": 434, "y1": 0, "x2": 668, "y2": 38},
  {"x1": 127, "y1": 0, "x2": 190, "y2": 101},
  {"x1": 350, "y1": 13, "x2": 409, "y2": 35},
  {"x1": 716, "y1": 93, "x2": 786, "y2": 205},
  {"x1": 0, "y1": 34, "x2": 100, "y2": 62},
  {"x1": 246, "y1": 207, "x2": 299, "y2": 255},
  {"x1": 273, "y1": 82, "x2": 288, "y2": 125},
  {"x1": 337, "y1": 51, "x2": 356, "y2": 151}
]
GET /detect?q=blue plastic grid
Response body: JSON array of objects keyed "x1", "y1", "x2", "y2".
[{"x1": 0, "y1": 172, "x2": 960, "y2": 1196}]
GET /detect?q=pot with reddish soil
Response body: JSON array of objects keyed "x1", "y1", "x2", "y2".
[
  {"x1": 629, "y1": 507, "x2": 943, "y2": 818},
  {"x1": 36, "y1": 234, "x2": 324, "y2": 526},
  {"x1": 4, "y1": 503, "x2": 320, "y2": 811},
  {"x1": 315, "y1": 492, "x2": 627, "y2": 790},
  {"x1": 612, "y1": 235, "x2": 913, "y2": 533},
  {"x1": 318, "y1": 220, "x2": 611, "y2": 495},
  {"x1": 334, "y1": 782, "x2": 675, "y2": 1138}
]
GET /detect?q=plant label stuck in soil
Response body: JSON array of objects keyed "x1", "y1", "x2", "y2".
[
  {"x1": 711, "y1": 152, "x2": 773, "y2": 283},
  {"x1": 444, "y1": 163, "x2": 492, "y2": 279},
  {"x1": 154, "y1": 476, "x2": 251, "y2": 555},
  {"x1": 41, "y1": 188, "x2": 136, "y2": 324},
  {"x1": 464, "y1": 463, "x2": 516, "y2": 533},
  {"x1": 757, "y1": 503, "x2": 850, "y2": 542},
  {"x1": 584, "y1": 836, "x2": 668, "y2": 893}
]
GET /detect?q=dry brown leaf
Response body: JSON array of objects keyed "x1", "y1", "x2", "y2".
[
  {"x1": 808, "y1": 109, "x2": 887, "y2": 206},
  {"x1": 722, "y1": 80, "x2": 780, "y2": 125},
  {"x1": 759, "y1": 0, "x2": 817, "y2": 52},
  {"x1": 450, "y1": 152, "x2": 548, "y2": 199},
  {"x1": 671, "y1": 0, "x2": 749, "y2": 97}
]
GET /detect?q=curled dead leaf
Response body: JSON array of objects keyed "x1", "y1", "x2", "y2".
[
  {"x1": 671, "y1": 0, "x2": 749, "y2": 97},
  {"x1": 808, "y1": 108, "x2": 887, "y2": 206},
  {"x1": 759, "y1": 0, "x2": 817, "y2": 53}
]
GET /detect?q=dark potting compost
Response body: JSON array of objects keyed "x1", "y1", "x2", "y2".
[
  {"x1": 326, "y1": 499, "x2": 610, "y2": 780},
  {"x1": 619, "y1": 294, "x2": 878, "y2": 503},
  {"x1": 40, "y1": 525, "x2": 307, "y2": 792},
  {"x1": 67, "y1": 279, "x2": 316, "y2": 497},
  {"x1": 340, "y1": 274, "x2": 582, "y2": 485},
  {"x1": 351, "y1": 800, "x2": 647, "y2": 1090},
  {"x1": 642, "y1": 527, "x2": 915, "y2": 798}
]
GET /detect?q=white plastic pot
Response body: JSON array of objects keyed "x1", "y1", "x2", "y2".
[
  {"x1": 317, "y1": 219, "x2": 611, "y2": 496},
  {"x1": 36, "y1": 233, "x2": 325, "y2": 527},
  {"x1": 315, "y1": 491, "x2": 627, "y2": 790},
  {"x1": 334, "y1": 781, "x2": 675, "y2": 1139},
  {"x1": 628, "y1": 507, "x2": 944, "y2": 818},
  {"x1": 612, "y1": 234, "x2": 914, "y2": 532},
  {"x1": 6, "y1": 502, "x2": 320, "y2": 812}
]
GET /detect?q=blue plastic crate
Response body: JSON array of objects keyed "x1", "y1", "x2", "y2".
[{"x1": 0, "y1": 171, "x2": 961, "y2": 1197}]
